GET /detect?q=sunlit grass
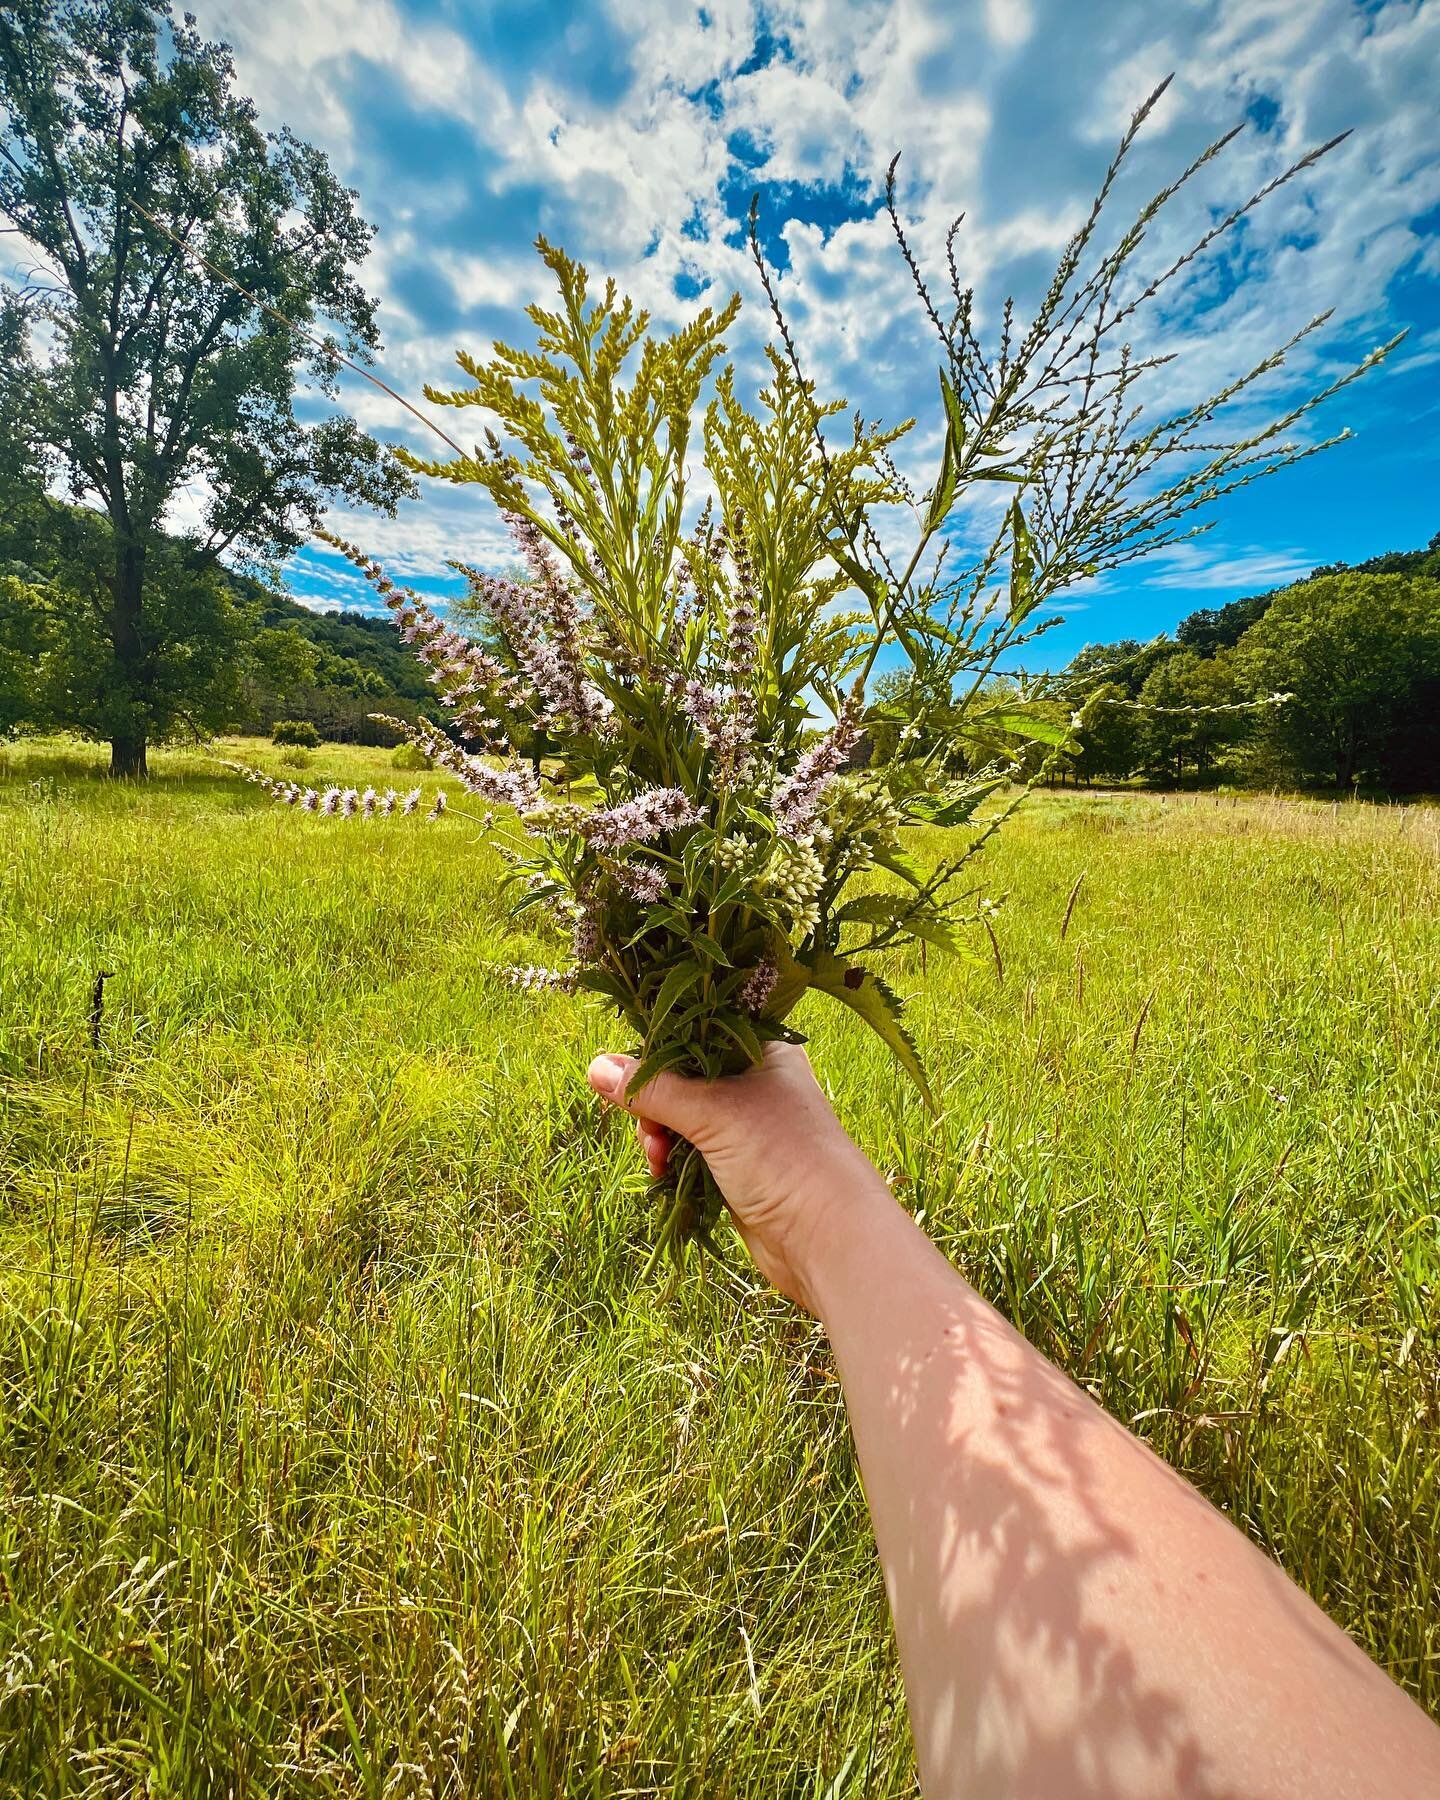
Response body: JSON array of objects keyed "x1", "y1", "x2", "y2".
[{"x1": 2, "y1": 736, "x2": 1437, "y2": 1796}]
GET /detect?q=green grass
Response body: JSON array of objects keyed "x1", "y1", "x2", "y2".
[{"x1": 1, "y1": 736, "x2": 1437, "y2": 1797}]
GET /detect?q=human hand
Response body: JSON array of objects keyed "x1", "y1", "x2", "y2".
[{"x1": 586, "y1": 1042, "x2": 890, "y2": 1311}]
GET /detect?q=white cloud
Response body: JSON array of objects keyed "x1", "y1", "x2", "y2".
[
  {"x1": 727, "y1": 64, "x2": 866, "y2": 184},
  {"x1": 984, "y1": 0, "x2": 1033, "y2": 51},
  {"x1": 188, "y1": 0, "x2": 1436, "y2": 623},
  {"x1": 1139, "y1": 542, "x2": 1317, "y2": 592}
]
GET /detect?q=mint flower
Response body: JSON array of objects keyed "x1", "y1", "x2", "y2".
[
  {"x1": 771, "y1": 686, "x2": 865, "y2": 839},
  {"x1": 737, "y1": 956, "x2": 779, "y2": 1017},
  {"x1": 580, "y1": 787, "x2": 703, "y2": 851}
]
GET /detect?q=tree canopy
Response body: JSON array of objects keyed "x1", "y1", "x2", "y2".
[
  {"x1": 1054, "y1": 540, "x2": 1440, "y2": 793},
  {"x1": 0, "y1": 0, "x2": 410, "y2": 773},
  {"x1": 1236, "y1": 571, "x2": 1440, "y2": 790}
]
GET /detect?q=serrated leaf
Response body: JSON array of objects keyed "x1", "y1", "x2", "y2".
[
  {"x1": 837, "y1": 893, "x2": 963, "y2": 955},
  {"x1": 980, "y1": 707, "x2": 1071, "y2": 747},
  {"x1": 768, "y1": 937, "x2": 811, "y2": 1022},
  {"x1": 804, "y1": 951, "x2": 936, "y2": 1110},
  {"x1": 871, "y1": 845, "x2": 925, "y2": 887},
  {"x1": 835, "y1": 893, "x2": 913, "y2": 927},
  {"x1": 908, "y1": 914, "x2": 968, "y2": 955},
  {"x1": 690, "y1": 932, "x2": 731, "y2": 967},
  {"x1": 713, "y1": 1010, "x2": 766, "y2": 1068},
  {"x1": 905, "y1": 780, "x2": 1002, "y2": 825}
]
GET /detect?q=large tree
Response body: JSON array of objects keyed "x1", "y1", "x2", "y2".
[
  {"x1": 1136, "y1": 649, "x2": 1249, "y2": 786},
  {"x1": 1060, "y1": 635, "x2": 1183, "y2": 703},
  {"x1": 1069, "y1": 682, "x2": 1143, "y2": 785},
  {"x1": 0, "y1": 1, "x2": 409, "y2": 774},
  {"x1": 1235, "y1": 571, "x2": 1440, "y2": 791}
]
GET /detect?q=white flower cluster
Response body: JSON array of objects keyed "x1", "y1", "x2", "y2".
[
  {"x1": 711, "y1": 832, "x2": 754, "y2": 872},
  {"x1": 219, "y1": 761, "x2": 433, "y2": 820},
  {"x1": 737, "y1": 955, "x2": 779, "y2": 1016},
  {"x1": 612, "y1": 859, "x2": 669, "y2": 903},
  {"x1": 580, "y1": 786, "x2": 704, "y2": 852},
  {"x1": 820, "y1": 777, "x2": 904, "y2": 876},
  {"x1": 377, "y1": 714, "x2": 541, "y2": 814},
  {"x1": 571, "y1": 909, "x2": 602, "y2": 964},
  {"x1": 315, "y1": 527, "x2": 514, "y2": 743},
  {"x1": 771, "y1": 686, "x2": 864, "y2": 839},
  {"x1": 764, "y1": 838, "x2": 825, "y2": 935},
  {"x1": 314, "y1": 784, "x2": 423, "y2": 818}
]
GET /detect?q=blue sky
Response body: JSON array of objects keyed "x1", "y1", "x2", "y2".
[{"x1": 206, "y1": 0, "x2": 1440, "y2": 667}]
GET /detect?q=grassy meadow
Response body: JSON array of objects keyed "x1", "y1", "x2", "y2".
[{"x1": 1, "y1": 735, "x2": 1437, "y2": 1797}]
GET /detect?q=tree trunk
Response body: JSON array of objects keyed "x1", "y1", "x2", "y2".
[
  {"x1": 109, "y1": 537, "x2": 148, "y2": 778},
  {"x1": 1328, "y1": 714, "x2": 1361, "y2": 792},
  {"x1": 110, "y1": 729, "x2": 148, "y2": 779}
]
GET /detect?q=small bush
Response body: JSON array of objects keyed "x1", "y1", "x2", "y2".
[
  {"x1": 272, "y1": 720, "x2": 320, "y2": 748},
  {"x1": 278, "y1": 746, "x2": 314, "y2": 770},
  {"x1": 391, "y1": 742, "x2": 431, "y2": 771}
]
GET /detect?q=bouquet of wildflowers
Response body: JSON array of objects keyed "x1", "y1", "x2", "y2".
[{"x1": 231, "y1": 83, "x2": 1393, "y2": 1274}]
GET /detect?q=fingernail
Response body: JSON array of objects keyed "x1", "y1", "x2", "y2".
[{"x1": 588, "y1": 1054, "x2": 629, "y2": 1100}]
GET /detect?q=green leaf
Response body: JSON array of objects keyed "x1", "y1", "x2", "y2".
[
  {"x1": 980, "y1": 707, "x2": 1071, "y2": 747},
  {"x1": 710, "y1": 870, "x2": 746, "y2": 910},
  {"x1": 836, "y1": 893, "x2": 915, "y2": 926},
  {"x1": 908, "y1": 914, "x2": 968, "y2": 955},
  {"x1": 905, "y1": 779, "x2": 1003, "y2": 825},
  {"x1": 767, "y1": 937, "x2": 812, "y2": 1022},
  {"x1": 575, "y1": 969, "x2": 628, "y2": 1006},
  {"x1": 625, "y1": 1041, "x2": 691, "y2": 1101},
  {"x1": 925, "y1": 432, "x2": 957, "y2": 531},
  {"x1": 837, "y1": 893, "x2": 963, "y2": 955},
  {"x1": 645, "y1": 958, "x2": 702, "y2": 1041},
  {"x1": 804, "y1": 951, "x2": 936, "y2": 1110},
  {"x1": 871, "y1": 845, "x2": 926, "y2": 887},
  {"x1": 713, "y1": 1009, "x2": 766, "y2": 1068},
  {"x1": 940, "y1": 372, "x2": 967, "y2": 459},
  {"x1": 826, "y1": 542, "x2": 887, "y2": 610},
  {"x1": 1008, "y1": 499, "x2": 1039, "y2": 621},
  {"x1": 511, "y1": 884, "x2": 564, "y2": 915},
  {"x1": 623, "y1": 904, "x2": 689, "y2": 947},
  {"x1": 690, "y1": 932, "x2": 731, "y2": 967}
]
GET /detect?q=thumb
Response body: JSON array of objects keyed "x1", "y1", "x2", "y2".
[{"x1": 587, "y1": 1052, "x2": 719, "y2": 1143}]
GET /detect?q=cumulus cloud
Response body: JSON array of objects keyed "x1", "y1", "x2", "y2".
[{"x1": 195, "y1": 0, "x2": 1437, "y2": 634}]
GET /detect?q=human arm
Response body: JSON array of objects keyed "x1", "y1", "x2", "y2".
[{"x1": 588, "y1": 1044, "x2": 1440, "y2": 1800}]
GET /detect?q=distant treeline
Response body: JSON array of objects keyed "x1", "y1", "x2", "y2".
[
  {"x1": 1052, "y1": 535, "x2": 1439, "y2": 793},
  {"x1": 4, "y1": 490, "x2": 1437, "y2": 793},
  {"x1": 873, "y1": 534, "x2": 1439, "y2": 796}
]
